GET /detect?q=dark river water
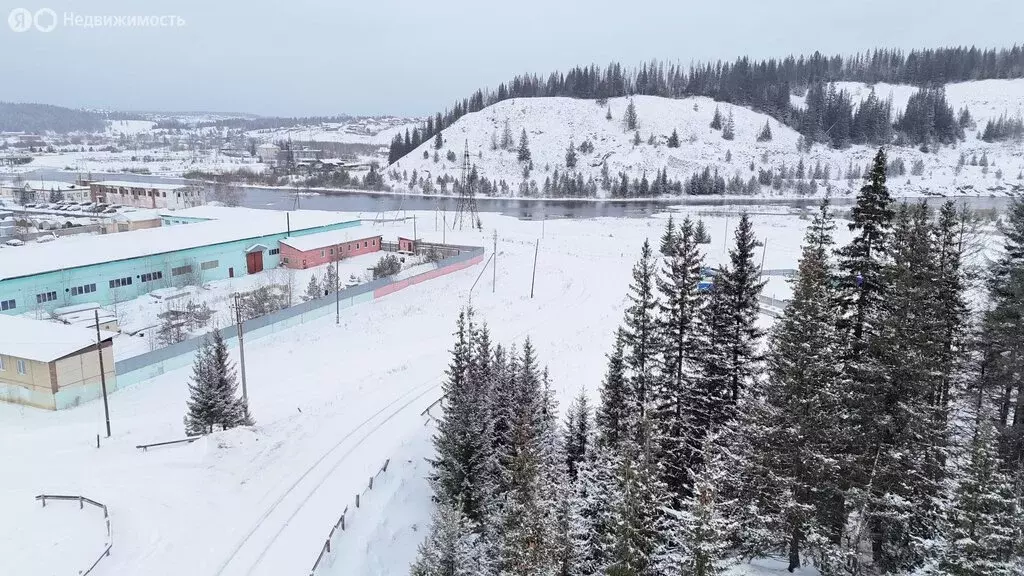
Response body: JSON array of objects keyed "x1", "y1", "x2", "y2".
[{"x1": 22, "y1": 168, "x2": 1016, "y2": 219}]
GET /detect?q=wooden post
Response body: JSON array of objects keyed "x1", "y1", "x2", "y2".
[
  {"x1": 341, "y1": 515, "x2": 345, "y2": 531},
  {"x1": 334, "y1": 248, "x2": 340, "y2": 326},
  {"x1": 94, "y1": 310, "x2": 111, "y2": 438},
  {"x1": 234, "y1": 294, "x2": 248, "y2": 402},
  {"x1": 326, "y1": 538, "x2": 331, "y2": 553},
  {"x1": 355, "y1": 494, "x2": 360, "y2": 508},
  {"x1": 369, "y1": 476, "x2": 374, "y2": 490},
  {"x1": 382, "y1": 458, "x2": 390, "y2": 472},
  {"x1": 413, "y1": 214, "x2": 417, "y2": 243},
  {"x1": 530, "y1": 239, "x2": 539, "y2": 299}
]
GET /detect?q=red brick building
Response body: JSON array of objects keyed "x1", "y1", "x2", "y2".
[{"x1": 279, "y1": 230, "x2": 383, "y2": 269}]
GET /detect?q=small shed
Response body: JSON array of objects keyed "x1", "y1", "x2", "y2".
[{"x1": 398, "y1": 237, "x2": 416, "y2": 253}]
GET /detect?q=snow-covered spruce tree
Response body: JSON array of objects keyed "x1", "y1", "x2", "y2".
[
  {"x1": 694, "y1": 219, "x2": 712, "y2": 245},
  {"x1": 624, "y1": 98, "x2": 638, "y2": 132},
  {"x1": 497, "y1": 340, "x2": 560, "y2": 576},
  {"x1": 722, "y1": 111, "x2": 735, "y2": 141},
  {"x1": 304, "y1": 273, "x2": 322, "y2": 301},
  {"x1": 622, "y1": 240, "x2": 659, "y2": 416},
  {"x1": 939, "y1": 420, "x2": 1021, "y2": 575},
  {"x1": 208, "y1": 328, "x2": 253, "y2": 429},
  {"x1": 566, "y1": 140, "x2": 577, "y2": 170},
  {"x1": 710, "y1": 107, "x2": 723, "y2": 130},
  {"x1": 724, "y1": 199, "x2": 847, "y2": 571},
  {"x1": 667, "y1": 129, "x2": 680, "y2": 148},
  {"x1": 501, "y1": 119, "x2": 515, "y2": 150},
  {"x1": 659, "y1": 215, "x2": 677, "y2": 257},
  {"x1": 714, "y1": 213, "x2": 766, "y2": 406},
  {"x1": 410, "y1": 499, "x2": 484, "y2": 576},
  {"x1": 602, "y1": 417, "x2": 669, "y2": 576},
  {"x1": 564, "y1": 389, "x2": 592, "y2": 482},
  {"x1": 184, "y1": 333, "x2": 219, "y2": 435},
  {"x1": 324, "y1": 262, "x2": 339, "y2": 293},
  {"x1": 659, "y1": 447, "x2": 731, "y2": 576},
  {"x1": 757, "y1": 120, "x2": 773, "y2": 142},
  {"x1": 431, "y1": 309, "x2": 494, "y2": 525},
  {"x1": 975, "y1": 198, "x2": 1024, "y2": 471},
  {"x1": 517, "y1": 129, "x2": 531, "y2": 163},
  {"x1": 653, "y1": 216, "x2": 706, "y2": 503}
]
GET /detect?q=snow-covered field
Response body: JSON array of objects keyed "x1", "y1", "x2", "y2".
[
  {"x1": 390, "y1": 79, "x2": 1024, "y2": 199},
  {"x1": 1, "y1": 208, "x2": 843, "y2": 576},
  {"x1": 245, "y1": 116, "x2": 422, "y2": 146}
]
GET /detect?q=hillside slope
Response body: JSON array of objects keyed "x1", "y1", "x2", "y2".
[{"x1": 389, "y1": 80, "x2": 1024, "y2": 199}]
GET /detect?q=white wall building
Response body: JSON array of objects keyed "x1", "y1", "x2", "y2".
[{"x1": 90, "y1": 181, "x2": 205, "y2": 210}]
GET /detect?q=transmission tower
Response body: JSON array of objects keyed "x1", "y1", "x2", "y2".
[{"x1": 453, "y1": 140, "x2": 478, "y2": 230}]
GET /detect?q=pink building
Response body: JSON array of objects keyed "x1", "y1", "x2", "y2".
[
  {"x1": 398, "y1": 237, "x2": 416, "y2": 252},
  {"x1": 279, "y1": 230, "x2": 382, "y2": 269}
]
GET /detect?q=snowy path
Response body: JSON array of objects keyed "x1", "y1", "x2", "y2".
[{"x1": 2, "y1": 209, "x2": 831, "y2": 576}]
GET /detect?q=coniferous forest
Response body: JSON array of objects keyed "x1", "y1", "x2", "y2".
[
  {"x1": 413, "y1": 149, "x2": 1024, "y2": 575},
  {"x1": 389, "y1": 45, "x2": 1024, "y2": 163}
]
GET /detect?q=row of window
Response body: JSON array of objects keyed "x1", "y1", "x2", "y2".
[
  {"x1": 109, "y1": 276, "x2": 132, "y2": 289},
  {"x1": 0, "y1": 356, "x2": 28, "y2": 375},
  {"x1": 171, "y1": 265, "x2": 193, "y2": 277},
  {"x1": 71, "y1": 283, "x2": 96, "y2": 296},
  {"x1": 317, "y1": 240, "x2": 375, "y2": 258},
  {"x1": 200, "y1": 259, "x2": 218, "y2": 270},
  {"x1": 268, "y1": 248, "x2": 280, "y2": 255},
  {"x1": 0, "y1": 299, "x2": 15, "y2": 311},
  {"x1": 140, "y1": 271, "x2": 163, "y2": 283},
  {"x1": 35, "y1": 291, "x2": 57, "y2": 304}
]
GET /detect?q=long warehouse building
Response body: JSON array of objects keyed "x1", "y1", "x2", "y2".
[{"x1": 0, "y1": 207, "x2": 360, "y2": 315}]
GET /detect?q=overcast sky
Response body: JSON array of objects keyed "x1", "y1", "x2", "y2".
[{"x1": 1, "y1": 0, "x2": 1021, "y2": 117}]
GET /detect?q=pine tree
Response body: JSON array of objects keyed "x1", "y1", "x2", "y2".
[
  {"x1": 564, "y1": 390, "x2": 591, "y2": 482},
  {"x1": 596, "y1": 329, "x2": 630, "y2": 448},
  {"x1": 434, "y1": 131, "x2": 444, "y2": 150},
  {"x1": 185, "y1": 330, "x2": 252, "y2": 435},
  {"x1": 606, "y1": 106, "x2": 613, "y2": 121},
  {"x1": 757, "y1": 120, "x2": 773, "y2": 142},
  {"x1": 662, "y1": 450, "x2": 731, "y2": 576},
  {"x1": 694, "y1": 219, "x2": 711, "y2": 244},
  {"x1": 658, "y1": 215, "x2": 677, "y2": 257},
  {"x1": 622, "y1": 240, "x2": 659, "y2": 417},
  {"x1": 725, "y1": 199, "x2": 847, "y2": 570},
  {"x1": 632, "y1": 131, "x2": 641, "y2": 146},
  {"x1": 566, "y1": 140, "x2": 578, "y2": 169},
  {"x1": 323, "y1": 262, "x2": 339, "y2": 293},
  {"x1": 667, "y1": 129, "x2": 680, "y2": 148},
  {"x1": 940, "y1": 420, "x2": 1020, "y2": 575},
  {"x1": 501, "y1": 119, "x2": 515, "y2": 150},
  {"x1": 410, "y1": 500, "x2": 484, "y2": 576},
  {"x1": 652, "y1": 217, "x2": 706, "y2": 502},
  {"x1": 710, "y1": 107, "x2": 722, "y2": 130},
  {"x1": 722, "y1": 111, "x2": 735, "y2": 141},
  {"x1": 624, "y1": 98, "x2": 638, "y2": 132},
  {"x1": 517, "y1": 129, "x2": 531, "y2": 163}
]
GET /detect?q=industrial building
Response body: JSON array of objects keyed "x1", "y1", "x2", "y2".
[
  {"x1": 0, "y1": 207, "x2": 360, "y2": 315},
  {"x1": 0, "y1": 315, "x2": 116, "y2": 410},
  {"x1": 278, "y1": 229, "x2": 383, "y2": 269},
  {"x1": 90, "y1": 180, "x2": 205, "y2": 210}
]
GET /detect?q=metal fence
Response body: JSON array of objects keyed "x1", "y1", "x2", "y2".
[
  {"x1": 758, "y1": 294, "x2": 790, "y2": 310},
  {"x1": 113, "y1": 245, "x2": 485, "y2": 390},
  {"x1": 309, "y1": 458, "x2": 392, "y2": 576},
  {"x1": 35, "y1": 494, "x2": 112, "y2": 576}
]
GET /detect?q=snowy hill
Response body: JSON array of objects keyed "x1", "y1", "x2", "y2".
[{"x1": 389, "y1": 80, "x2": 1024, "y2": 199}]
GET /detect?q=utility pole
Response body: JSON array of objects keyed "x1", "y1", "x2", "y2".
[
  {"x1": 233, "y1": 293, "x2": 249, "y2": 402},
  {"x1": 335, "y1": 247, "x2": 340, "y2": 325},
  {"x1": 492, "y1": 229, "x2": 497, "y2": 293},
  {"x1": 443, "y1": 214, "x2": 446, "y2": 244},
  {"x1": 94, "y1": 310, "x2": 111, "y2": 438},
  {"x1": 760, "y1": 238, "x2": 768, "y2": 274},
  {"x1": 723, "y1": 215, "x2": 729, "y2": 254},
  {"x1": 530, "y1": 239, "x2": 539, "y2": 298},
  {"x1": 413, "y1": 215, "x2": 417, "y2": 243}
]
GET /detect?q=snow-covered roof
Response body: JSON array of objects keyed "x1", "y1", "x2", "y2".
[
  {"x1": 279, "y1": 228, "x2": 380, "y2": 253},
  {"x1": 0, "y1": 209, "x2": 359, "y2": 280},
  {"x1": 0, "y1": 315, "x2": 114, "y2": 363},
  {"x1": 92, "y1": 180, "x2": 192, "y2": 191},
  {"x1": 113, "y1": 210, "x2": 162, "y2": 222},
  {"x1": 13, "y1": 180, "x2": 88, "y2": 192}
]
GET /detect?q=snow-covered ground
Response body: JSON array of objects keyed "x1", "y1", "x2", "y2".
[
  {"x1": 245, "y1": 116, "x2": 422, "y2": 146},
  {"x1": 1, "y1": 208, "x2": 845, "y2": 576},
  {"x1": 0, "y1": 494, "x2": 110, "y2": 575},
  {"x1": 390, "y1": 79, "x2": 1024, "y2": 199}
]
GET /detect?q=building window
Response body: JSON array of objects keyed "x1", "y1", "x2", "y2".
[
  {"x1": 141, "y1": 271, "x2": 163, "y2": 283},
  {"x1": 200, "y1": 260, "x2": 218, "y2": 270},
  {"x1": 109, "y1": 276, "x2": 132, "y2": 288},
  {"x1": 17, "y1": 359, "x2": 26, "y2": 375},
  {"x1": 363, "y1": 241, "x2": 368, "y2": 248},
  {"x1": 0, "y1": 299, "x2": 15, "y2": 311},
  {"x1": 320, "y1": 249, "x2": 326, "y2": 258},
  {"x1": 172, "y1": 265, "x2": 194, "y2": 276},
  {"x1": 330, "y1": 247, "x2": 335, "y2": 255},
  {"x1": 268, "y1": 248, "x2": 279, "y2": 255},
  {"x1": 70, "y1": 283, "x2": 96, "y2": 296},
  {"x1": 35, "y1": 291, "x2": 57, "y2": 304},
  {"x1": 372, "y1": 239, "x2": 376, "y2": 246}
]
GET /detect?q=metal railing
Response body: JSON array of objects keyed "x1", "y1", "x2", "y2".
[
  {"x1": 308, "y1": 458, "x2": 392, "y2": 576},
  {"x1": 35, "y1": 494, "x2": 112, "y2": 576},
  {"x1": 136, "y1": 436, "x2": 202, "y2": 451}
]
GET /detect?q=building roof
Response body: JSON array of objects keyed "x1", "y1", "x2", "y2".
[
  {"x1": 279, "y1": 228, "x2": 380, "y2": 253},
  {"x1": 10, "y1": 180, "x2": 88, "y2": 192},
  {"x1": 0, "y1": 315, "x2": 114, "y2": 363},
  {"x1": 92, "y1": 180, "x2": 193, "y2": 191},
  {"x1": 0, "y1": 209, "x2": 359, "y2": 280}
]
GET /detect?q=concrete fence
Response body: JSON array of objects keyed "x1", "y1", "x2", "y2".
[
  {"x1": 35, "y1": 494, "x2": 112, "y2": 576},
  {"x1": 309, "y1": 458, "x2": 392, "y2": 576},
  {"x1": 97, "y1": 245, "x2": 484, "y2": 404}
]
